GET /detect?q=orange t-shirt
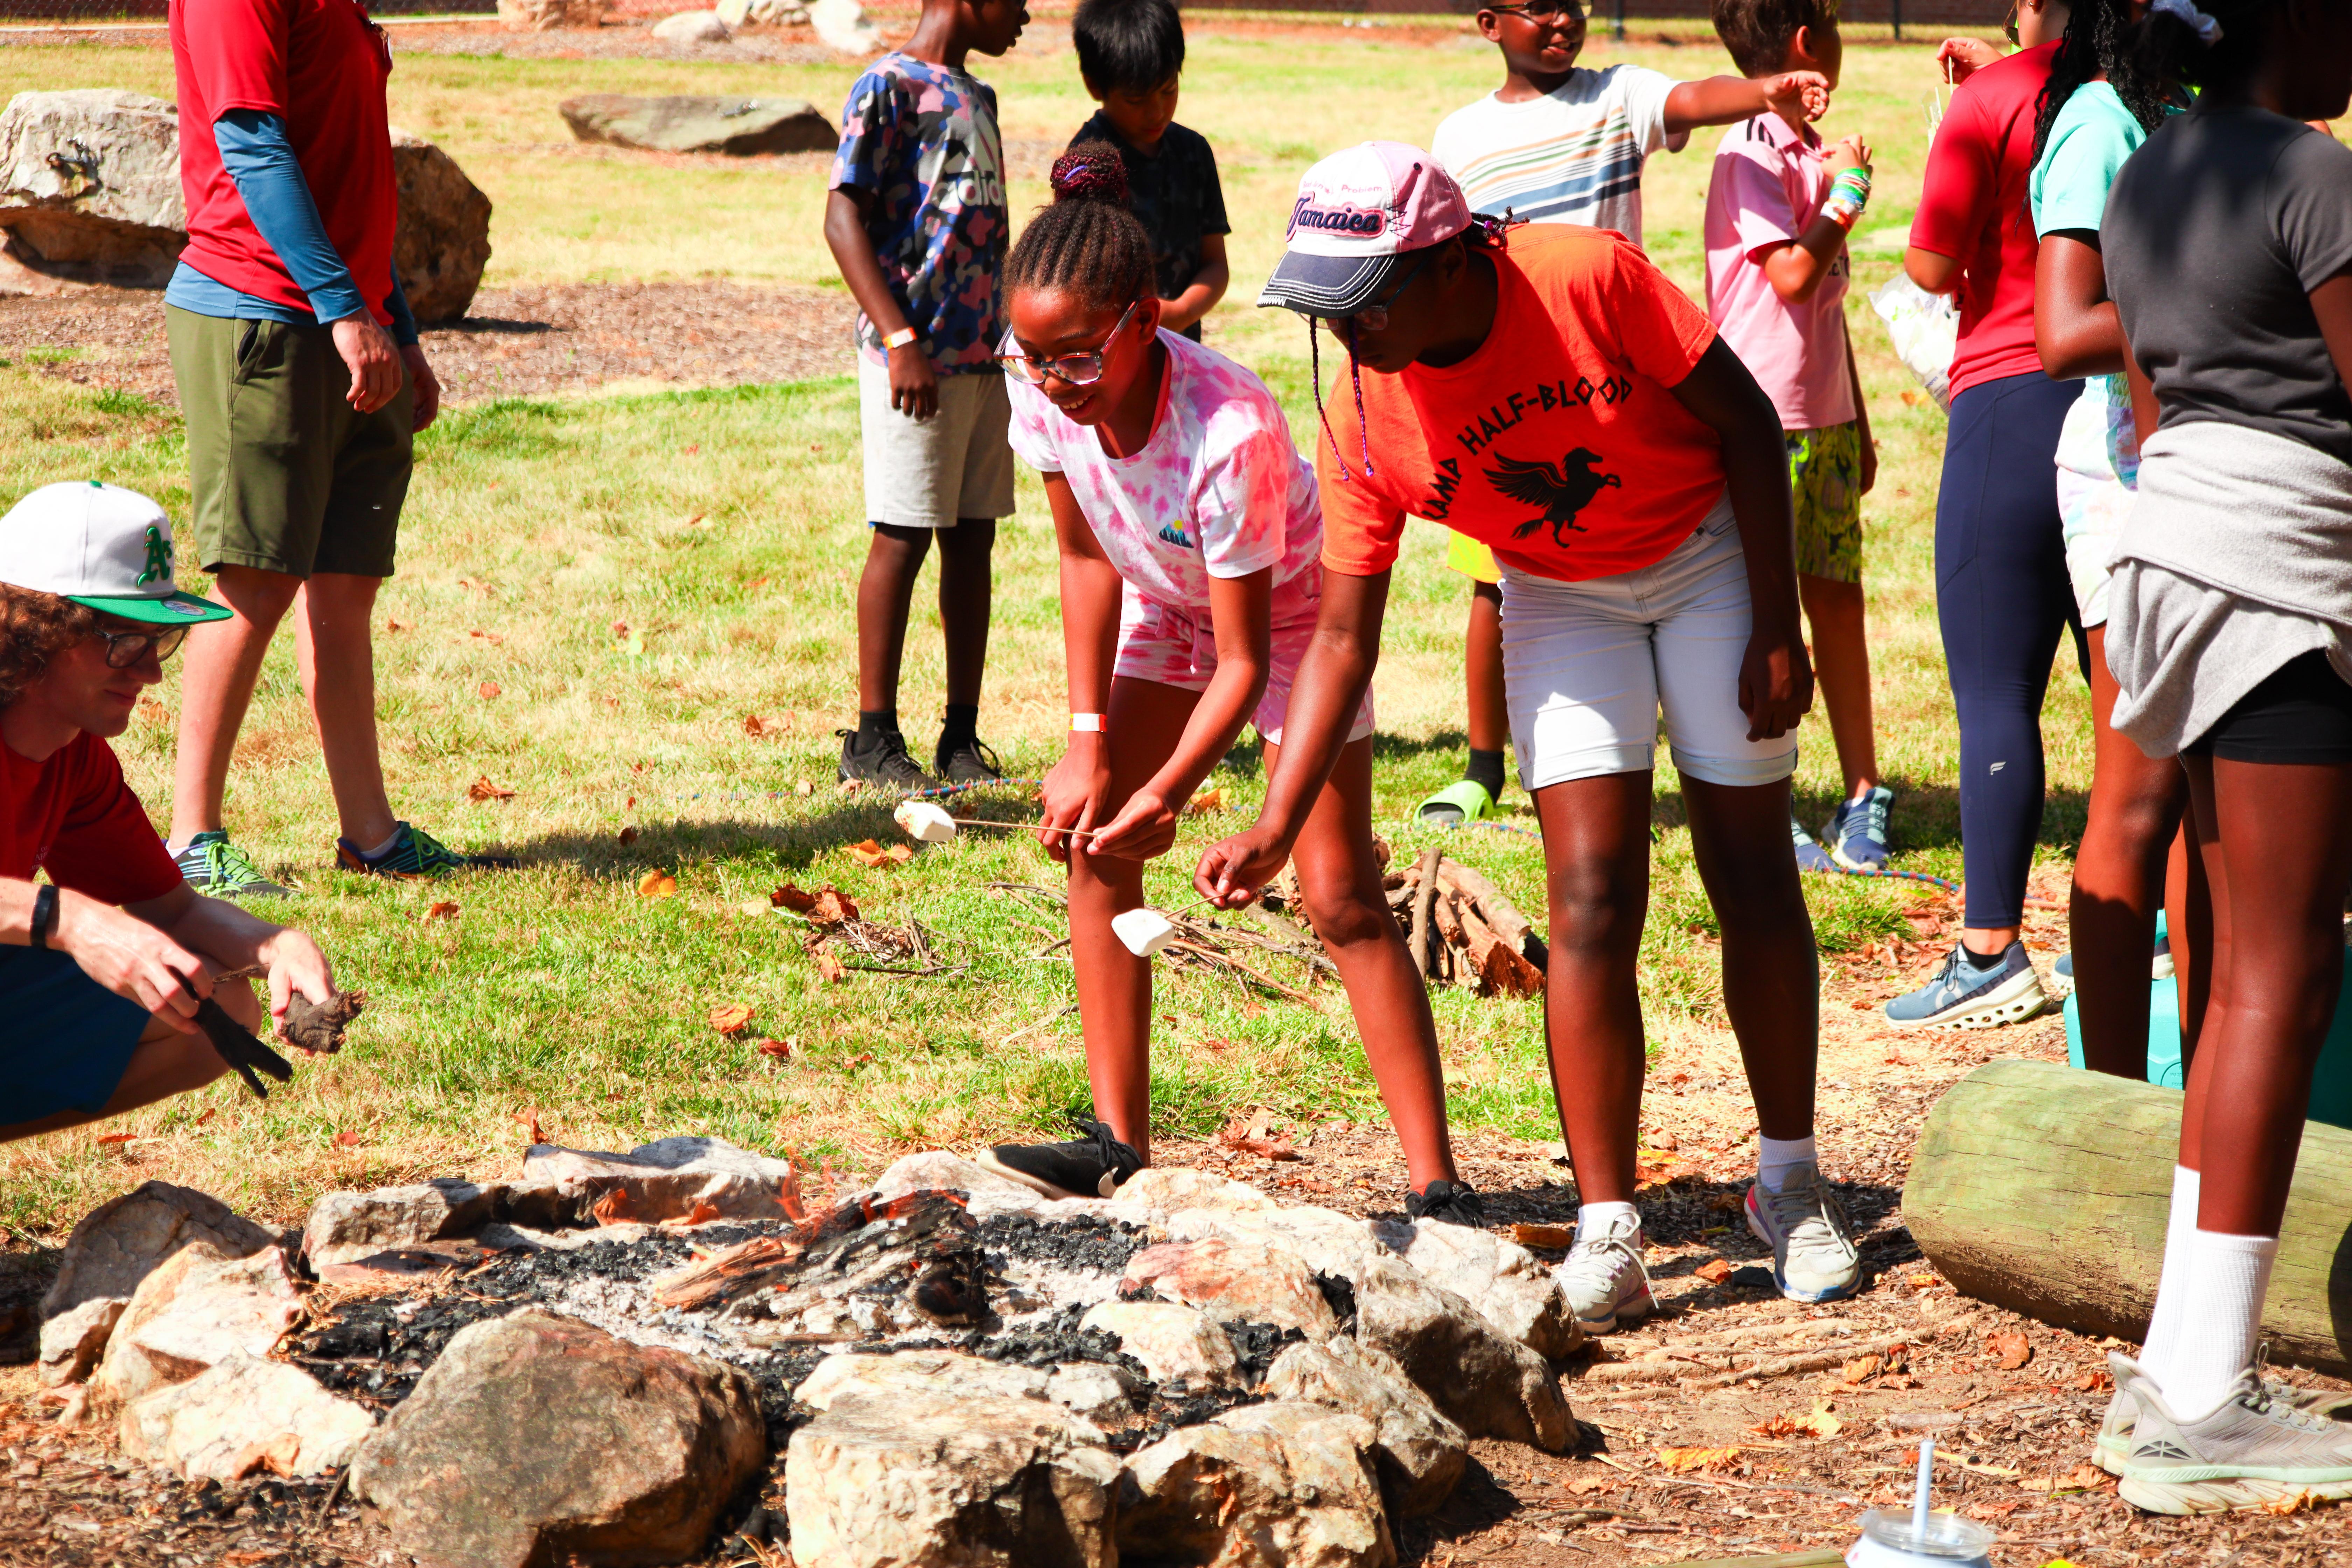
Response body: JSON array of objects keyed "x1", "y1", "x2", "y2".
[{"x1": 1316, "y1": 224, "x2": 1726, "y2": 584}]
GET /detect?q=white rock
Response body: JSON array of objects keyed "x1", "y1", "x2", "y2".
[
  {"x1": 94, "y1": 1244, "x2": 305, "y2": 1411},
  {"x1": 1108, "y1": 1167, "x2": 1277, "y2": 1216},
  {"x1": 716, "y1": 0, "x2": 806, "y2": 22},
  {"x1": 1077, "y1": 1300, "x2": 1242, "y2": 1391},
  {"x1": 498, "y1": 0, "x2": 608, "y2": 29},
  {"x1": 1046, "y1": 1362, "x2": 1140, "y2": 1418},
  {"x1": 41, "y1": 1180, "x2": 275, "y2": 1320},
  {"x1": 121, "y1": 1350, "x2": 374, "y2": 1482},
  {"x1": 1353, "y1": 1254, "x2": 1572, "y2": 1452},
  {"x1": 523, "y1": 1135, "x2": 800, "y2": 1224},
  {"x1": 303, "y1": 1179, "x2": 499, "y2": 1269},
  {"x1": 37, "y1": 1297, "x2": 124, "y2": 1388},
  {"x1": 807, "y1": 0, "x2": 877, "y2": 52},
  {"x1": 0, "y1": 89, "x2": 185, "y2": 290},
  {"x1": 862, "y1": 1150, "x2": 1047, "y2": 1220},
  {"x1": 1167, "y1": 1203, "x2": 1390, "y2": 1282},
  {"x1": 786, "y1": 1391, "x2": 1117, "y2": 1568},
  {"x1": 1121, "y1": 1238, "x2": 1339, "y2": 1340},
  {"x1": 651, "y1": 8, "x2": 730, "y2": 42},
  {"x1": 1264, "y1": 1338, "x2": 1466, "y2": 1516},
  {"x1": 794, "y1": 1350, "x2": 1051, "y2": 1411},
  {"x1": 1367, "y1": 1217, "x2": 1583, "y2": 1358},
  {"x1": 1119, "y1": 1401, "x2": 1394, "y2": 1567}
]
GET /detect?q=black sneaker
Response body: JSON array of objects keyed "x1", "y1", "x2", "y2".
[
  {"x1": 1406, "y1": 1179, "x2": 1488, "y2": 1228},
  {"x1": 837, "y1": 727, "x2": 937, "y2": 791},
  {"x1": 977, "y1": 1115, "x2": 1144, "y2": 1200},
  {"x1": 935, "y1": 734, "x2": 1004, "y2": 785}
]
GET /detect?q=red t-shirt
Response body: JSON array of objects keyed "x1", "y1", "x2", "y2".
[
  {"x1": 1907, "y1": 42, "x2": 2059, "y2": 400},
  {"x1": 170, "y1": 0, "x2": 398, "y2": 326},
  {"x1": 1318, "y1": 224, "x2": 1724, "y2": 584},
  {"x1": 2, "y1": 734, "x2": 183, "y2": 906}
]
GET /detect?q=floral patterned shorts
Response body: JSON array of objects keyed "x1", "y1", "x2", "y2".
[{"x1": 1786, "y1": 421, "x2": 1864, "y2": 584}]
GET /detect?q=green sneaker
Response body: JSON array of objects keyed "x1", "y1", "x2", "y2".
[
  {"x1": 173, "y1": 831, "x2": 291, "y2": 899},
  {"x1": 336, "y1": 821, "x2": 517, "y2": 879},
  {"x1": 1416, "y1": 778, "x2": 1497, "y2": 827}
]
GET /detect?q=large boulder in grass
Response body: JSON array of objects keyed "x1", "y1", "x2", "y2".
[
  {"x1": 352, "y1": 1308, "x2": 765, "y2": 1568},
  {"x1": 41, "y1": 1181, "x2": 275, "y2": 1323},
  {"x1": 522, "y1": 1134, "x2": 803, "y2": 1223},
  {"x1": 0, "y1": 89, "x2": 185, "y2": 290},
  {"x1": 390, "y1": 130, "x2": 491, "y2": 323},
  {"x1": 556, "y1": 94, "x2": 836, "y2": 157},
  {"x1": 498, "y1": 0, "x2": 608, "y2": 29}
]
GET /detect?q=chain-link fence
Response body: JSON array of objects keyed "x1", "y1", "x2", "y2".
[{"x1": 0, "y1": 0, "x2": 492, "y2": 21}]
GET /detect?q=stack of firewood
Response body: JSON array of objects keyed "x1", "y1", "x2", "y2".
[{"x1": 1268, "y1": 846, "x2": 1547, "y2": 999}]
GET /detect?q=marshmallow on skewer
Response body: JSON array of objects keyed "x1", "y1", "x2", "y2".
[
  {"x1": 1112, "y1": 908, "x2": 1178, "y2": 957},
  {"x1": 893, "y1": 800, "x2": 958, "y2": 844}
]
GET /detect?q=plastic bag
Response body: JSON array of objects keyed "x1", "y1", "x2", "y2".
[{"x1": 1869, "y1": 275, "x2": 1958, "y2": 412}]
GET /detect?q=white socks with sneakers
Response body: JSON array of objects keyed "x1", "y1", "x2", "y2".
[
  {"x1": 1577, "y1": 1200, "x2": 1640, "y2": 1240},
  {"x1": 1757, "y1": 1134, "x2": 1817, "y2": 1194},
  {"x1": 2137, "y1": 1172, "x2": 2277, "y2": 1425}
]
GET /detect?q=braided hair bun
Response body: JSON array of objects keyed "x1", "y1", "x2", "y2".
[{"x1": 1050, "y1": 142, "x2": 1132, "y2": 206}]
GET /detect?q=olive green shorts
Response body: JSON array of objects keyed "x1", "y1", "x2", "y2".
[{"x1": 167, "y1": 305, "x2": 414, "y2": 579}]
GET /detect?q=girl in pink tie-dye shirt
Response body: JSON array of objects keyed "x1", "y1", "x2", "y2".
[{"x1": 972, "y1": 146, "x2": 1472, "y2": 1223}]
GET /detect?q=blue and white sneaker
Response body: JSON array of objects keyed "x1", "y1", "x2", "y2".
[
  {"x1": 173, "y1": 830, "x2": 290, "y2": 899},
  {"x1": 1550, "y1": 1208, "x2": 1654, "y2": 1334},
  {"x1": 1884, "y1": 939, "x2": 2049, "y2": 1029},
  {"x1": 2050, "y1": 927, "x2": 2173, "y2": 999},
  {"x1": 1791, "y1": 817, "x2": 1840, "y2": 874},
  {"x1": 1744, "y1": 1162, "x2": 1861, "y2": 1303},
  {"x1": 1828, "y1": 785, "x2": 1896, "y2": 872},
  {"x1": 2051, "y1": 951, "x2": 2077, "y2": 997}
]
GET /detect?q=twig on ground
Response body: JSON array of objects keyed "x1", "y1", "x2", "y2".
[{"x1": 1000, "y1": 1003, "x2": 1079, "y2": 1046}]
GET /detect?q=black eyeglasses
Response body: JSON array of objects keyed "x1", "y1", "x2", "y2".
[
  {"x1": 98, "y1": 624, "x2": 188, "y2": 669},
  {"x1": 1488, "y1": 0, "x2": 1583, "y2": 23},
  {"x1": 997, "y1": 300, "x2": 1142, "y2": 387},
  {"x1": 1309, "y1": 247, "x2": 1439, "y2": 334}
]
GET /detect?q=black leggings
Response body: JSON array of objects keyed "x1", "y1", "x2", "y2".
[
  {"x1": 1935, "y1": 370, "x2": 2083, "y2": 931},
  {"x1": 2187, "y1": 651, "x2": 2352, "y2": 764}
]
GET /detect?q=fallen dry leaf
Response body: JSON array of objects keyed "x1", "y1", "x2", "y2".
[
  {"x1": 1186, "y1": 787, "x2": 1226, "y2": 816},
  {"x1": 425, "y1": 901, "x2": 459, "y2": 923},
  {"x1": 1510, "y1": 1222, "x2": 1576, "y2": 1249},
  {"x1": 1990, "y1": 1330, "x2": 2033, "y2": 1371},
  {"x1": 2021, "y1": 1464, "x2": 2112, "y2": 1494},
  {"x1": 846, "y1": 838, "x2": 914, "y2": 868},
  {"x1": 2262, "y1": 1489, "x2": 2320, "y2": 1516},
  {"x1": 809, "y1": 888, "x2": 859, "y2": 924},
  {"x1": 660, "y1": 1201, "x2": 722, "y2": 1231},
  {"x1": 591, "y1": 1189, "x2": 634, "y2": 1226},
  {"x1": 1749, "y1": 1401, "x2": 1842, "y2": 1440},
  {"x1": 709, "y1": 1002, "x2": 756, "y2": 1035},
  {"x1": 1902, "y1": 390, "x2": 1924, "y2": 406},
  {"x1": 843, "y1": 1051, "x2": 874, "y2": 1067},
  {"x1": 467, "y1": 776, "x2": 515, "y2": 802},
  {"x1": 744, "y1": 713, "x2": 792, "y2": 737},
  {"x1": 1843, "y1": 1354, "x2": 1884, "y2": 1385},
  {"x1": 386, "y1": 616, "x2": 412, "y2": 632},
  {"x1": 1655, "y1": 1446, "x2": 1742, "y2": 1474},
  {"x1": 194, "y1": 1108, "x2": 215, "y2": 1127},
  {"x1": 638, "y1": 870, "x2": 678, "y2": 901},
  {"x1": 1908, "y1": 1273, "x2": 1940, "y2": 1289},
  {"x1": 813, "y1": 949, "x2": 848, "y2": 984},
  {"x1": 334, "y1": 1130, "x2": 363, "y2": 1148},
  {"x1": 469, "y1": 628, "x2": 504, "y2": 645},
  {"x1": 756, "y1": 1038, "x2": 797, "y2": 1060},
  {"x1": 2072, "y1": 1368, "x2": 2115, "y2": 1392},
  {"x1": 772, "y1": 883, "x2": 819, "y2": 913},
  {"x1": 795, "y1": 780, "x2": 815, "y2": 797},
  {"x1": 477, "y1": 681, "x2": 502, "y2": 700},
  {"x1": 1694, "y1": 1258, "x2": 1735, "y2": 1284},
  {"x1": 136, "y1": 698, "x2": 168, "y2": 723},
  {"x1": 515, "y1": 1108, "x2": 544, "y2": 1146},
  {"x1": 94, "y1": 1132, "x2": 136, "y2": 1147},
  {"x1": 617, "y1": 826, "x2": 640, "y2": 846},
  {"x1": 456, "y1": 576, "x2": 490, "y2": 594}
]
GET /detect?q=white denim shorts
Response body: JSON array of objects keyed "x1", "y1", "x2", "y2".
[
  {"x1": 1499, "y1": 493, "x2": 1799, "y2": 791},
  {"x1": 857, "y1": 360, "x2": 1016, "y2": 528}
]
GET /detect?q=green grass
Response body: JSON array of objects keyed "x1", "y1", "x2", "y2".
[{"x1": 0, "y1": 25, "x2": 2087, "y2": 1236}]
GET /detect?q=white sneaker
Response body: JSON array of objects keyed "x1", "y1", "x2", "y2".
[
  {"x1": 1743, "y1": 1162, "x2": 1861, "y2": 1304},
  {"x1": 2101, "y1": 1351, "x2": 2352, "y2": 1476},
  {"x1": 2120, "y1": 1362, "x2": 2352, "y2": 1514},
  {"x1": 1552, "y1": 1208, "x2": 1653, "y2": 1334}
]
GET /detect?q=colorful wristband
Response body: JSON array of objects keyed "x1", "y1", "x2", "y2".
[
  {"x1": 883, "y1": 327, "x2": 919, "y2": 351},
  {"x1": 1071, "y1": 713, "x2": 1106, "y2": 733}
]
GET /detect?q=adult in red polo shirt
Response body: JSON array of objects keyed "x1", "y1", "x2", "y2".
[
  {"x1": 1889, "y1": 8, "x2": 2082, "y2": 1030},
  {"x1": 0, "y1": 483, "x2": 337, "y2": 1143},
  {"x1": 164, "y1": 0, "x2": 502, "y2": 898}
]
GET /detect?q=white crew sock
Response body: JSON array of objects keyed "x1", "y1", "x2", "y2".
[
  {"x1": 2142, "y1": 1227, "x2": 2277, "y2": 1423},
  {"x1": 1577, "y1": 1200, "x2": 1641, "y2": 1240},
  {"x1": 2136, "y1": 1165, "x2": 2201, "y2": 1371},
  {"x1": 1757, "y1": 1134, "x2": 1818, "y2": 1193}
]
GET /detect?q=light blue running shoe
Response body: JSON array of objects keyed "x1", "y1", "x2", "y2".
[
  {"x1": 1791, "y1": 816, "x2": 1840, "y2": 874},
  {"x1": 1885, "y1": 940, "x2": 2049, "y2": 1030},
  {"x1": 173, "y1": 830, "x2": 290, "y2": 899},
  {"x1": 1828, "y1": 785, "x2": 1896, "y2": 872}
]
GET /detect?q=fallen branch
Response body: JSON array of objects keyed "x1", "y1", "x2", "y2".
[{"x1": 1407, "y1": 846, "x2": 1442, "y2": 977}]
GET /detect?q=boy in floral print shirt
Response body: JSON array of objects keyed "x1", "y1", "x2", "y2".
[{"x1": 824, "y1": 0, "x2": 1028, "y2": 791}]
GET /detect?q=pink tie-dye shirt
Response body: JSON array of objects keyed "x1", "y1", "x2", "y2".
[{"x1": 1007, "y1": 329, "x2": 1324, "y2": 611}]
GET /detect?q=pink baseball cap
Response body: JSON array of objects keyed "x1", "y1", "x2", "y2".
[{"x1": 1259, "y1": 141, "x2": 1474, "y2": 317}]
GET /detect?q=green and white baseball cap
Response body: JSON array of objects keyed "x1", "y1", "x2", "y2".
[{"x1": 0, "y1": 481, "x2": 231, "y2": 625}]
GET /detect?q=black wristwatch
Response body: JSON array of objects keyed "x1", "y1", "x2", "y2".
[{"x1": 30, "y1": 884, "x2": 58, "y2": 950}]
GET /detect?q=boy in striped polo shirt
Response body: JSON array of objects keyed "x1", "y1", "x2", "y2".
[{"x1": 1415, "y1": 0, "x2": 1827, "y2": 831}]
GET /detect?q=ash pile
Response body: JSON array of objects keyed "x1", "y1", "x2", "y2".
[{"x1": 30, "y1": 1139, "x2": 1591, "y2": 1568}]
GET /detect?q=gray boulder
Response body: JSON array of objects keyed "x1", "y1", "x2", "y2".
[
  {"x1": 390, "y1": 129, "x2": 492, "y2": 323},
  {"x1": 1120, "y1": 1237, "x2": 1339, "y2": 1341},
  {"x1": 41, "y1": 1180, "x2": 274, "y2": 1321},
  {"x1": 1353, "y1": 1255, "x2": 1573, "y2": 1452},
  {"x1": 93, "y1": 1244, "x2": 305, "y2": 1412},
  {"x1": 0, "y1": 88, "x2": 185, "y2": 289},
  {"x1": 352, "y1": 1308, "x2": 765, "y2": 1568},
  {"x1": 1263, "y1": 1338, "x2": 1466, "y2": 1516},
  {"x1": 523, "y1": 1134, "x2": 807, "y2": 1223},
  {"x1": 651, "y1": 7, "x2": 729, "y2": 41},
  {"x1": 1119, "y1": 1401, "x2": 1394, "y2": 1568},
  {"x1": 302, "y1": 1178, "x2": 502, "y2": 1269},
  {"x1": 1077, "y1": 1300, "x2": 1243, "y2": 1392},
  {"x1": 715, "y1": 0, "x2": 808, "y2": 24},
  {"x1": 1367, "y1": 1217, "x2": 1583, "y2": 1358},
  {"x1": 498, "y1": 0, "x2": 608, "y2": 28},
  {"x1": 121, "y1": 1350, "x2": 374, "y2": 1483},
  {"x1": 794, "y1": 1349, "x2": 1052, "y2": 1411},
  {"x1": 785, "y1": 1391, "x2": 1119, "y2": 1568},
  {"x1": 809, "y1": 0, "x2": 878, "y2": 51},
  {"x1": 557, "y1": 94, "x2": 837, "y2": 157}
]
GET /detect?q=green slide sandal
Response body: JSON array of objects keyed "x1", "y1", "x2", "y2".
[{"x1": 1416, "y1": 778, "x2": 1497, "y2": 827}]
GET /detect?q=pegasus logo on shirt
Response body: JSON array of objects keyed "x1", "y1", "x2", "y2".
[
  {"x1": 1486, "y1": 448, "x2": 1621, "y2": 550},
  {"x1": 1288, "y1": 199, "x2": 1388, "y2": 239}
]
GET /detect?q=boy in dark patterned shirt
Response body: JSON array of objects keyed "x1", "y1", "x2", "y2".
[
  {"x1": 1068, "y1": 0, "x2": 1228, "y2": 341},
  {"x1": 825, "y1": 0, "x2": 1027, "y2": 789}
]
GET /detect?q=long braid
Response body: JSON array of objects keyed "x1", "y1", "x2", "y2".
[{"x1": 1004, "y1": 142, "x2": 1155, "y2": 314}]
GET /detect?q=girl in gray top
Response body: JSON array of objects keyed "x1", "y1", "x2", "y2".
[{"x1": 2094, "y1": 0, "x2": 2352, "y2": 1517}]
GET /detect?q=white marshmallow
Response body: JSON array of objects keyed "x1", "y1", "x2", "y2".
[
  {"x1": 1112, "y1": 908, "x2": 1178, "y2": 957},
  {"x1": 893, "y1": 800, "x2": 958, "y2": 844}
]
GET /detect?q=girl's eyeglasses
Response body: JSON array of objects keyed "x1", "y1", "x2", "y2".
[
  {"x1": 997, "y1": 300, "x2": 1141, "y2": 387},
  {"x1": 1306, "y1": 246, "x2": 1439, "y2": 335},
  {"x1": 99, "y1": 624, "x2": 188, "y2": 669},
  {"x1": 1486, "y1": 0, "x2": 1583, "y2": 22}
]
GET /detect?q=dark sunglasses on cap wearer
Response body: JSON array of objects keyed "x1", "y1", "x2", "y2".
[
  {"x1": 1486, "y1": 0, "x2": 1584, "y2": 23},
  {"x1": 1305, "y1": 245, "x2": 1441, "y2": 335},
  {"x1": 97, "y1": 622, "x2": 189, "y2": 668},
  {"x1": 996, "y1": 299, "x2": 1143, "y2": 388}
]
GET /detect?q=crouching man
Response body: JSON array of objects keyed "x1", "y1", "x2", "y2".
[{"x1": 2, "y1": 482, "x2": 336, "y2": 1142}]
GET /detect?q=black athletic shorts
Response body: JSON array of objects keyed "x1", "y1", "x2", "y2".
[{"x1": 2184, "y1": 650, "x2": 2352, "y2": 764}]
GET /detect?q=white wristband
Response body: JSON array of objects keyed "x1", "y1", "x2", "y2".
[{"x1": 1070, "y1": 713, "x2": 1106, "y2": 733}]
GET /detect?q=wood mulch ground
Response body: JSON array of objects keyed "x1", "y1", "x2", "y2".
[{"x1": 6, "y1": 890, "x2": 2347, "y2": 1567}]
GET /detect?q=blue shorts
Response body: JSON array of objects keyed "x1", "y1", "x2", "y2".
[{"x1": 0, "y1": 947, "x2": 150, "y2": 1124}]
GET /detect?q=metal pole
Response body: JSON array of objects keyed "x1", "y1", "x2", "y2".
[
  {"x1": 1891, "y1": 0, "x2": 1903, "y2": 42},
  {"x1": 1614, "y1": 0, "x2": 1625, "y2": 41}
]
